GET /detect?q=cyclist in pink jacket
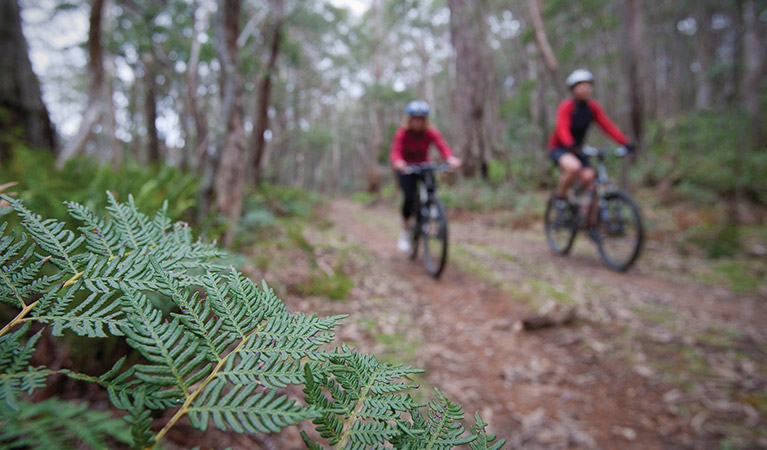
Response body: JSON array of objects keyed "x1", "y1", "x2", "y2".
[{"x1": 390, "y1": 100, "x2": 461, "y2": 252}]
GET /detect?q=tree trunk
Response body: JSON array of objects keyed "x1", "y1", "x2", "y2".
[
  {"x1": 252, "y1": 0, "x2": 284, "y2": 186},
  {"x1": 56, "y1": 0, "x2": 108, "y2": 168},
  {"x1": 0, "y1": 0, "x2": 56, "y2": 160},
  {"x1": 448, "y1": 0, "x2": 496, "y2": 179},
  {"x1": 214, "y1": 0, "x2": 247, "y2": 247},
  {"x1": 185, "y1": 0, "x2": 209, "y2": 172},
  {"x1": 143, "y1": 52, "x2": 160, "y2": 163},
  {"x1": 527, "y1": 0, "x2": 562, "y2": 97},
  {"x1": 742, "y1": 0, "x2": 765, "y2": 149},
  {"x1": 694, "y1": 5, "x2": 715, "y2": 110},
  {"x1": 620, "y1": 0, "x2": 646, "y2": 188}
]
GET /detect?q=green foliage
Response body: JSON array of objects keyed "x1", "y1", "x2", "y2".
[
  {"x1": 0, "y1": 398, "x2": 131, "y2": 449},
  {"x1": 642, "y1": 110, "x2": 767, "y2": 205},
  {"x1": 0, "y1": 194, "x2": 506, "y2": 449},
  {"x1": 0, "y1": 147, "x2": 199, "y2": 228}
]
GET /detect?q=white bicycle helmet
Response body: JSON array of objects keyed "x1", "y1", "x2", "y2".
[
  {"x1": 405, "y1": 100, "x2": 430, "y2": 117},
  {"x1": 566, "y1": 69, "x2": 594, "y2": 88}
]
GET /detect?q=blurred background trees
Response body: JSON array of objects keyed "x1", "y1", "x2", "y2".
[{"x1": 4, "y1": 0, "x2": 767, "y2": 234}]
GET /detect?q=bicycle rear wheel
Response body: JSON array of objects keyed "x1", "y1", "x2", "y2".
[
  {"x1": 595, "y1": 191, "x2": 643, "y2": 271},
  {"x1": 421, "y1": 199, "x2": 448, "y2": 278},
  {"x1": 544, "y1": 195, "x2": 578, "y2": 255}
]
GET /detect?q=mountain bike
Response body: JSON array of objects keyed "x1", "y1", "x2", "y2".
[
  {"x1": 544, "y1": 145, "x2": 644, "y2": 271},
  {"x1": 406, "y1": 162, "x2": 450, "y2": 279}
]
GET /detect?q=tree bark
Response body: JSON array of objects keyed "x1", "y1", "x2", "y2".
[
  {"x1": 185, "y1": 0, "x2": 209, "y2": 172},
  {"x1": 143, "y1": 52, "x2": 160, "y2": 163},
  {"x1": 56, "y1": 0, "x2": 108, "y2": 168},
  {"x1": 527, "y1": 0, "x2": 562, "y2": 97},
  {"x1": 448, "y1": 0, "x2": 497, "y2": 179},
  {"x1": 694, "y1": 5, "x2": 715, "y2": 110},
  {"x1": 214, "y1": 0, "x2": 247, "y2": 247},
  {"x1": 742, "y1": 0, "x2": 766, "y2": 149},
  {"x1": 252, "y1": 0, "x2": 284, "y2": 186},
  {"x1": 0, "y1": 0, "x2": 56, "y2": 160}
]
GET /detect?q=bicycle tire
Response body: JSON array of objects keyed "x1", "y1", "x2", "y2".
[
  {"x1": 595, "y1": 191, "x2": 644, "y2": 271},
  {"x1": 421, "y1": 198, "x2": 448, "y2": 278},
  {"x1": 544, "y1": 195, "x2": 578, "y2": 256},
  {"x1": 409, "y1": 197, "x2": 421, "y2": 260}
]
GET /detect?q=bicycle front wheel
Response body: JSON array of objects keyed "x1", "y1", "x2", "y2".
[
  {"x1": 421, "y1": 199, "x2": 448, "y2": 278},
  {"x1": 595, "y1": 191, "x2": 644, "y2": 271},
  {"x1": 544, "y1": 196, "x2": 578, "y2": 255}
]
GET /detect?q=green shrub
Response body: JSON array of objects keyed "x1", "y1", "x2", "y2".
[
  {"x1": 0, "y1": 147, "x2": 199, "y2": 226},
  {"x1": 0, "y1": 194, "x2": 505, "y2": 449}
]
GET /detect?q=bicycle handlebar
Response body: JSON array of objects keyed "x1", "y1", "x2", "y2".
[
  {"x1": 403, "y1": 162, "x2": 453, "y2": 175},
  {"x1": 581, "y1": 145, "x2": 629, "y2": 158}
]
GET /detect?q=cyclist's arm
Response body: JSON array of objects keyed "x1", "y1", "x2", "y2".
[
  {"x1": 554, "y1": 100, "x2": 576, "y2": 148},
  {"x1": 590, "y1": 100, "x2": 629, "y2": 145},
  {"x1": 427, "y1": 128, "x2": 454, "y2": 160},
  {"x1": 390, "y1": 128, "x2": 407, "y2": 166}
]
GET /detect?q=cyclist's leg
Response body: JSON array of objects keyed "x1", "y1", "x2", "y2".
[
  {"x1": 554, "y1": 150, "x2": 583, "y2": 198},
  {"x1": 575, "y1": 155, "x2": 598, "y2": 226},
  {"x1": 398, "y1": 172, "x2": 418, "y2": 231}
]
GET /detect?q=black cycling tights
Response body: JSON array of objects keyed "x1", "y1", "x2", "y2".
[{"x1": 398, "y1": 173, "x2": 419, "y2": 220}]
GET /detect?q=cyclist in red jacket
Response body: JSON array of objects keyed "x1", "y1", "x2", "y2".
[
  {"x1": 549, "y1": 69, "x2": 633, "y2": 228},
  {"x1": 390, "y1": 100, "x2": 461, "y2": 253}
]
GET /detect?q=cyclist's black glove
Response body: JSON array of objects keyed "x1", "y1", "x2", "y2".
[{"x1": 625, "y1": 143, "x2": 636, "y2": 153}]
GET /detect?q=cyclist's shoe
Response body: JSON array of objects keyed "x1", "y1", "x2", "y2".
[
  {"x1": 397, "y1": 231, "x2": 411, "y2": 253},
  {"x1": 587, "y1": 226, "x2": 602, "y2": 243}
]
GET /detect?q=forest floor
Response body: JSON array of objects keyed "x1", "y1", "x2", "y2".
[{"x1": 235, "y1": 197, "x2": 767, "y2": 450}]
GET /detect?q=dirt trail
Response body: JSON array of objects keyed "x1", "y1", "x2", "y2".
[{"x1": 315, "y1": 199, "x2": 767, "y2": 450}]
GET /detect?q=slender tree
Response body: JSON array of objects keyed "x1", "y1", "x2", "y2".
[{"x1": 214, "y1": 0, "x2": 247, "y2": 247}]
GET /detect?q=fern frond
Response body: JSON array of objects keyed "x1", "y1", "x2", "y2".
[
  {"x1": 470, "y1": 413, "x2": 506, "y2": 450},
  {"x1": 67, "y1": 201, "x2": 122, "y2": 257},
  {"x1": 124, "y1": 389, "x2": 156, "y2": 450},
  {"x1": 120, "y1": 289, "x2": 211, "y2": 402},
  {"x1": 7, "y1": 197, "x2": 83, "y2": 273},
  {"x1": 300, "y1": 430, "x2": 326, "y2": 450},
  {"x1": 188, "y1": 379, "x2": 319, "y2": 434},
  {"x1": 60, "y1": 357, "x2": 168, "y2": 410},
  {"x1": 303, "y1": 364, "x2": 345, "y2": 443},
  {"x1": 243, "y1": 312, "x2": 344, "y2": 362},
  {"x1": 421, "y1": 388, "x2": 475, "y2": 449},
  {"x1": 106, "y1": 192, "x2": 156, "y2": 250},
  {"x1": 0, "y1": 230, "x2": 61, "y2": 308},
  {"x1": 220, "y1": 353, "x2": 304, "y2": 389},
  {"x1": 33, "y1": 288, "x2": 124, "y2": 337},
  {"x1": 0, "y1": 398, "x2": 130, "y2": 449},
  {"x1": 343, "y1": 420, "x2": 397, "y2": 448},
  {"x1": 0, "y1": 325, "x2": 49, "y2": 410},
  {"x1": 170, "y1": 287, "x2": 233, "y2": 360},
  {"x1": 201, "y1": 271, "x2": 255, "y2": 339}
]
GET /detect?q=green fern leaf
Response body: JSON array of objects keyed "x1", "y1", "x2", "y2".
[
  {"x1": 120, "y1": 289, "x2": 212, "y2": 402},
  {"x1": 6, "y1": 197, "x2": 83, "y2": 274},
  {"x1": 219, "y1": 352, "x2": 304, "y2": 389},
  {"x1": 66, "y1": 201, "x2": 122, "y2": 257},
  {"x1": 33, "y1": 288, "x2": 125, "y2": 337},
  {"x1": 105, "y1": 192, "x2": 156, "y2": 250},
  {"x1": 124, "y1": 389, "x2": 156, "y2": 450},
  {"x1": 0, "y1": 325, "x2": 49, "y2": 411},
  {"x1": 421, "y1": 388, "x2": 475, "y2": 449},
  {"x1": 469, "y1": 413, "x2": 506, "y2": 450},
  {"x1": 0, "y1": 229, "x2": 61, "y2": 307},
  {"x1": 0, "y1": 398, "x2": 130, "y2": 449},
  {"x1": 189, "y1": 379, "x2": 319, "y2": 434}
]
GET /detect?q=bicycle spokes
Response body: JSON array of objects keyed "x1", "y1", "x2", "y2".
[{"x1": 595, "y1": 192, "x2": 643, "y2": 271}]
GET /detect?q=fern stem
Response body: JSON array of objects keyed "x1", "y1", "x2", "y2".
[
  {"x1": 0, "y1": 300, "x2": 39, "y2": 338},
  {"x1": 149, "y1": 323, "x2": 264, "y2": 449},
  {"x1": 336, "y1": 365, "x2": 383, "y2": 448},
  {"x1": 0, "y1": 268, "x2": 26, "y2": 308}
]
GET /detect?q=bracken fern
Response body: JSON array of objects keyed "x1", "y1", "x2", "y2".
[{"x1": 0, "y1": 194, "x2": 506, "y2": 449}]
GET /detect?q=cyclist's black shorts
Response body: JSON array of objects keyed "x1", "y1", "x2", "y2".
[{"x1": 549, "y1": 147, "x2": 592, "y2": 168}]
